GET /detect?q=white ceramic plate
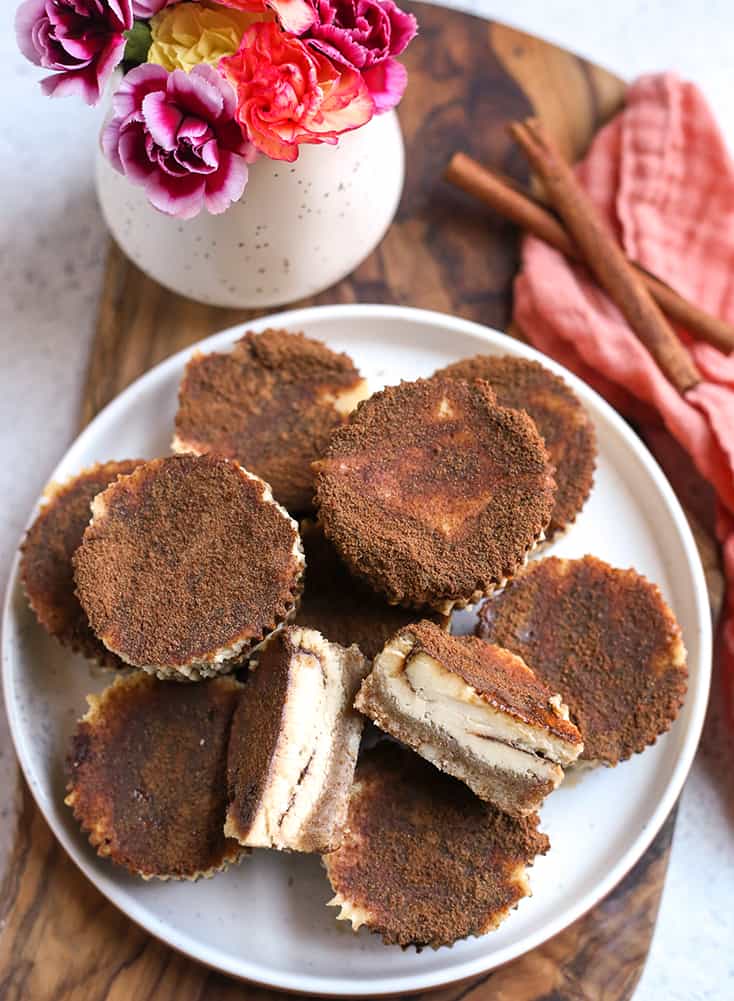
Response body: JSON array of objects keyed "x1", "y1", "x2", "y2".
[{"x1": 3, "y1": 305, "x2": 711, "y2": 996}]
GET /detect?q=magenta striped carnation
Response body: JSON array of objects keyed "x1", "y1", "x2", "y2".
[
  {"x1": 102, "y1": 62, "x2": 253, "y2": 219},
  {"x1": 15, "y1": 0, "x2": 134, "y2": 106}
]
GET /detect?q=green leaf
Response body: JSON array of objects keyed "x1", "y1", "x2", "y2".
[{"x1": 123, "y1": 21, "x2": 153, "y2": 67}]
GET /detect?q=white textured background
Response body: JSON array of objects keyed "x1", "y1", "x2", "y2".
[{"x1": 1, "y1": 3, "x2": 733, "y2": 999}]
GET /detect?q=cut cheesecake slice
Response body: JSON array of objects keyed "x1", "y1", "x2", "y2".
[
  {"x1": 225, "y1": 626, "x2": 369, "y2": 853},
  {"x1": 355, "y1": 620, "x2": 583, "y2": 816}
]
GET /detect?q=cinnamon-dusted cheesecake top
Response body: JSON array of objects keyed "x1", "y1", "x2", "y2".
[
  {"x1": 477, "y1": 555, "x2": 688, "y2": 764},
  {"x1": 20, "y1": 460, "x2": 143, "y2": 668},
  {"x1": 398, "y1": 620, "x2": 582, "y2": 745},
  {"x1": 73, "y1": 454, "x2": 304, "y2": 680},
  {"x1": 437, "y1": 354, "x2": 596, "y2": 540},
  {"x1": 173, "y1": 328, "x2": 369, "y2": 513},
  {"x1": 323, "y1": 744, "x2": 550, "y2": 948},
  {"x1": 66, "y1": 673, "x2": 245, "y2": 880},
  {"x1": 295, "y1": 521, "x2": 449, "y2": 660},
  {"x1": 313, "y1": 377, "x2": 556, "y2": 611}
]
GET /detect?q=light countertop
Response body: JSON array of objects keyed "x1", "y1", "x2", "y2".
[{"x1": 1, "y1": 2, "x2": 732, "y2": 998}]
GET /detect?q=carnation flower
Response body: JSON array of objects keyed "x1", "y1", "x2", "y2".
[
  {"x1": 299, "y1": 0, "x2": 417, "y2": 112},
  {"x1": 132, "y1": 0, "x2": 174, "y2": 16},
  {"x1": 15, "y1": 0, "x2": 133, "y2": 105},
  {"x1": 221, "y1": 21, "x2": 374, "y2": 162},
  {"x1": 218, "y1": 0, "x2": 316, "y2": 34},
  {"x1": 147, "y1": 0, "x2": 270, "y2": 73},
  {"x1": 102, "y1": 62, "x2": 252, "y2": 218}
]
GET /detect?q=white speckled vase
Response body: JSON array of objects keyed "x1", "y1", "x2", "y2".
[{"x1": 95, "y1": 110, "x2": 404, "y2": 308}]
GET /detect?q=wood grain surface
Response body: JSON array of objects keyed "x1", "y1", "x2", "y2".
[{"x1": 2, "y1": 5, "x2": 715, "y2": 1000}]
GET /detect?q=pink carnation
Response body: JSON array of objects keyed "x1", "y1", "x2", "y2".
[
  {"x1": 15, "y1": 0, "x2": 133, "y2": 106},
  {"x1": 221, "y1": 22, "x2": 374, "y2": 162},
  {"x1": 102, "y1": 63, "x2": 252, "y2": 219},
  {"x1": 131, "y1": 0, "x2": 175, "y2": 15},
  {"x1": 269, "y1": 0, "x2": 417, "y2": 112},
  {"x1": 218, "y1": 0, "x2": 316, "y2": 34}
]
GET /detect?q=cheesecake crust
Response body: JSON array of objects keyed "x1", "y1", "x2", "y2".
[
  {"x1": 313, "y1": 377, "x2": 555, "y2": 610},
  {"x1": 65, "y1": 673, "x2": 245, "y2": 880},
  {"x1": 323, "y1": 744, "x2": 550, "y2": 948},
  {"x1": 477, "y1": 556, "x2": 688, "y2": 764},
  {"x1": 438, "y1": 355, "x2": 596, "y2": 541},
  {"x1": 73, "y1": 454, "x2": 304, "y2": 680},
  {"x1": 173, "y1": 329, "x2": 369, "y2": 513},
  {"x1": 20, "y1": 460, "x2": 142, "y2": 668},
  {"x1": 295, "y1": 521, "x2": 449, "y2": 660},
  {"x1": 226, "y1": 626, "x2": 369, "y2": 853}
]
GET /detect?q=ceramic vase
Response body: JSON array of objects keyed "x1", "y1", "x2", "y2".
[{"x1": 95, "y1": 110, "x2": 405, "y2": 308}]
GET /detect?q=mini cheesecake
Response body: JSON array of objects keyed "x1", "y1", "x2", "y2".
[
  {"x1": 355, "y1": 621, "x2": 582, "y2": 816},
  {"x1": 173, "y1": 328, "x2": 369, "y2": 513},
  {"x1": 477, "y1": 556, "x2": 688, "y2": 765},
  {"x1": 295, "y1": 521, "x2": 450, "y2": 661},
  {"x1": 437, "y1": 355, "x2": 597, "y2": 541},
  {"x1": 324, "y1": 744, "x2": 550, "y2": 948},
  {"x1": 73, "y1": 454, "x2": 304, "y2": 681},
  {"x1": 66, "y1": 673, "x2": 245, "y2": 880},
  {"x1": 314, "y1": 377, "x2": 556, "y2": 611},
  {"x1": 225, "y1": 627, "x2": 369, "y2": 853},
  {"x1": 20, "y1": 460, "x2": 142, "y2": 667}
]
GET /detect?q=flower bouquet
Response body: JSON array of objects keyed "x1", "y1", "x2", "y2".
[{"x1": 16, "y1": 0, "x2": 417, "y2": 221}]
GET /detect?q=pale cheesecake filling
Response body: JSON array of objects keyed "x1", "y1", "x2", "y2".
[
  {"x1": 365, "y1": 635, "x2": 580, "y2": 781},
  {"x1": 245, "y1": 630, "x2": 362, "y2": 849},
  {"x1": 318, "y1": 378, "x2": 371, "y2": 417}
]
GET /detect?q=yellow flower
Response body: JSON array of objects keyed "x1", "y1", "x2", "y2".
[{"x1": 148, "y1": 1, "x2": 271, "y2": 74}]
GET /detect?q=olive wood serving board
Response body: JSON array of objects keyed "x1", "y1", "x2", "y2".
[{"x1": 1, "y1": 4, "x2": 717, "y2": 999}]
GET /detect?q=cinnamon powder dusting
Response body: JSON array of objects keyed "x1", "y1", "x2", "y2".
[
  {"x1": 66, "y1": 673, "x2": 244, "y2": 879},
  {"x1": 477, "y1": 555, "x2": 688, "y2": 763},
  {"x1": 438, "y1": 355, "x2": 596, "y2": 539},
  {"x1": 324, "y1": 744, "x2": 549, "y2": 948},
  {"x1": 314, "y1": 377, "x2": 556, "y2": 608},
  {"x1": 20, "y1": 460, "x2": 143, "y2": 667},
  {"x1": 403, "y1": 620, "x2": 581, "y2": 743},
  {"x1": 73, "y1": 454, "x2": 302, "y2": 672},
  {"x1": 174, "y1": 329, "x2": 366, "y2": 513},
  {"x1": 295, "y1": 521, "x2": 447, "y2": 659}
]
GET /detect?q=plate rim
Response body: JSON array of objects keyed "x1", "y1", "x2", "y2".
[{"x1": 2, "y1": 302, "x2": 712, "y2": 996}]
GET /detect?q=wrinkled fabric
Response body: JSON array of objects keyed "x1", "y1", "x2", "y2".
[{"x1": 514, "y1": 73, "x2": 734, "y2": 725}]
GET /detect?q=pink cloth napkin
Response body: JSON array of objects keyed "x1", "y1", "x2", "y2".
[{"x1": 514, "y1": 73, "x2": 734, "y2": 727}]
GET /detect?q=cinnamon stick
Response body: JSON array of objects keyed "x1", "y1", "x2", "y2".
[
  {"x1": 445, "y1": 152, "x2": 734, "y2": 355},
  {"x1": 446, "y1": 152, "x2": 575, "y2": 255},
  {"x1": 507, "y1": 119, "x2": 701, "y2": 393}
]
